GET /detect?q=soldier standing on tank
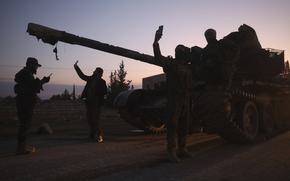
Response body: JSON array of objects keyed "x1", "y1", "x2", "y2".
[
  {"x1": 203, "y1": 28, "x2": 240, "y2": 87},
  {"x1": 204, "y1": 29, "x2": 218, "y2": 47},
  {"x1": 74, "y1": 61, "x2": 107, "y2": 143},
  {"x1": 153, "y1": 26, "x2": 193, "y2": 162},
  {"x1": 14, "y1": 57, "x2": 50, "y2": 154},
  {"x1": 200, "y1": 28, "x2": 224, "y2": 84}
]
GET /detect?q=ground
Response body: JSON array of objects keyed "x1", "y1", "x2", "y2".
[{"x1": 0, "y1": 99, "x2": 290, "y2": 181}]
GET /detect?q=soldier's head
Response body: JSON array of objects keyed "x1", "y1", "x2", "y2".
[
  {"x1": 204, "y1": 28, "x2": 217, "y2": 44},
  {"x1": 93, "y1": 67, "x2": 104, "y2": 78},
  {"x1": 26, "y1": 57, "x2": 41, "y2": 74},
  {"x1": 175, "y1": 44, "x2": 190, "y2": 63}
]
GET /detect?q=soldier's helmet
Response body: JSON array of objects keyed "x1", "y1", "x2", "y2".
[{"x1": 26, "y1": 57, "x2": 41, "y2": 67}]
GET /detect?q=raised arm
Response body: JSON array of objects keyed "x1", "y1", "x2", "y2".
[
  {"x1": 74, "y1": 61, "x2": 89, "y2": 81},
  {"x1": 153, "y1": 26, "x2": 169, "y2": 67}
]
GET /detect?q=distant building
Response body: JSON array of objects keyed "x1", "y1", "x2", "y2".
[{"x1": 142, "y1": 73, "x2": 166, "y2": 90}]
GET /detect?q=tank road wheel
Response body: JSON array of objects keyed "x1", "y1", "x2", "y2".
[{"x1": 241, "y1": 101, "x2": 259, "y2": 142}]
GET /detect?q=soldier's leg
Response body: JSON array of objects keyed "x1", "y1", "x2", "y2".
[
  {"x1": 177, "y1": 119, "x2": 187, "y2": 149},
  {"x1": 166, "y1": 101, "x2": 183, "y2": 162},
  {"x1": 16, "y1": 98, "x2": 34, "y2": 153},
  {"x1": 90, "y1": 106, "x2": 97, "y2": 136},
  {"x1": 166, "y1": 114, "x2": 177, "y2": 152},
  {"x1": 95, "y1": 107, "x2": 103, "y2": 142},
  {"x1": 177, "y1": 103, "x2": 192, "y2": 158},
  {"x1": 17, "y1": 110, "x2": 32, "y2": 149},
  {"x1": 167, "y1": 117, "x2": 179, "y2": 162},
  {"x1": 85, "y1": 104, "x2": 95, "y2": 139},
  {"x1": 90, "y1": 106, "x2": 103, "y2": 142},
  {"x1": 177, "y1": 123, "x2": 192, "y2": 158}
]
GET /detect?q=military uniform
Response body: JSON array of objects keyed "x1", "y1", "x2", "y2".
[
  {"x1": 14, "y1": 58, "x2": 49, "y2": 154},
  {"x1": 153, "y1": 41, "x2": 192, "y2": 162},
  {"x1": 163, "y1": 62, "x2": 192, "y2": 155}
]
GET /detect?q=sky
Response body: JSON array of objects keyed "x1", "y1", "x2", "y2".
[{"x1": 1, "y1": 0, "x2": 290, "y2": 97}]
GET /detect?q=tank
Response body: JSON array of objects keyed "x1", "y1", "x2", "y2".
[{"x1": 27, "y1": 23, "x2": 290, "y2": 142}]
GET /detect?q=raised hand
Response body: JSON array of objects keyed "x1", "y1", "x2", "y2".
[{"x1": 154, "y1": 26, "x2": 163, "y2": 43}]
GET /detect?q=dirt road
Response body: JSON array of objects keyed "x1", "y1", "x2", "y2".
[
  {"x1": 94, "y1": 131, "x2": 290, "y2": 181},
  {"x1": 1, "y1": 100, "x2": 290, "y2": 181}
]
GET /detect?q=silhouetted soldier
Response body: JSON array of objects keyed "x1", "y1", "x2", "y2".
[
  {"x1": 153, "y1": 26, "x2": 192, "y2": 162},
  {"x1": 201, "y1": 28, "x2": 239, "y2": 87},
  {"x1": 74, "y1": 61, "x2": 107, "y2": 142},
  {"x1": 204, "y1": 28, "x2": 218, "y2": 47},
  {"x1": 201, "y1": 28, "x2": 224, "y2": 84},
  {"x1": 14, "y1": 57, "x2": 50, "y2": 154}
]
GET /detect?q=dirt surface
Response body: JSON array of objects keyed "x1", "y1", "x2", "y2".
[
  {"x1": 0, "y1": 100, "x2": 218, "y2": 180},
  {"x1": 94, "y1": 131, "x2": 290, "y2": 181},
  {"x1": 1, "y1": 100, "x2": 290, "y2": 181}
]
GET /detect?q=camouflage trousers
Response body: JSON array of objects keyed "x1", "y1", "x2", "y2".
[{"x1": 166, "y1": 95, "x2": 191, "y2": 152}]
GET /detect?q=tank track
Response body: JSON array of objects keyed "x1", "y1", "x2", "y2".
[{"x1": 198, "y1": 89, "x2": 257, "y2": 143}]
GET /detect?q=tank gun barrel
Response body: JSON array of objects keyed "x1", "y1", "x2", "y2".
[{"x1": 27, "y1": 23, "x2": 157, "y2": 66}]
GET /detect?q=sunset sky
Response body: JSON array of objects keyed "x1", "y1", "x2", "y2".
[{"x1": 1, "y1": 0, "x2": 290, "y2": 97}]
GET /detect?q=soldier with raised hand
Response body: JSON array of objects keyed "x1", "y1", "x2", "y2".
[
  {"x1": 14, "y1": 57, "x2": 50, "y2": 154},
  {"x1": 153, "y1": 26, "x2": 193, "y2": 163},
  {"x1": 74, "y1": 61, "x2": 107, "y2": 143}
]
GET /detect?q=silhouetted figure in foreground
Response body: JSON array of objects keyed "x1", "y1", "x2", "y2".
[
  {"x1": 14, "y1": 57, "x2": 50, "y2": 154},
  {"x1": 153, "y1": 26, "x2": 192, "y2": 162},
  {"x1": 74, "y1": 61, "x2": 107, "y2": 142}
]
